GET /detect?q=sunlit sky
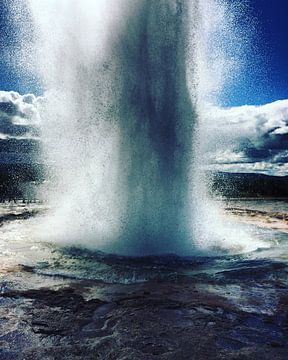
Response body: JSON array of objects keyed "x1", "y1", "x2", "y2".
[
  {"x1": 0, "y1": 0, "x2": 287, "y2": 175},
  {"x1": 0, "y1": 0, "x2": 287, "y2": 106},
  {"x1": 222, "y1": 0, "x2": 288, "y2": 106}
]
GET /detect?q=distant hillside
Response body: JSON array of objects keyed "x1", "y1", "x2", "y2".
[
  {"x1": 0, "y1": 164, "x2": 288, "y2": 201},
  {"x1": 0, "y1": 163, "x2": 44, "y2": 183},
  {"x1": 210, "y1": 172, "x2": 288, "y2": 198},
  {"x1": 0, "y1": 163, "x2": 44, "y2": 202}
]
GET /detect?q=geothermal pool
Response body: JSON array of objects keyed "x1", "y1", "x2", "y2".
[
  {"x1": 1, "y1": 0, "x2": 287, "y2": 358},
  {"x1": 0, "y1": 201, "x2": 287, "y2": 359},
  {"x1": 1, "y1": 200, "x2": 287, "y2": 283}
]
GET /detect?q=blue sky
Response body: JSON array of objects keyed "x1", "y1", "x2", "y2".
[
  {"x1": 0, "y1": 0, "x2": 288, "y2": 174},
  {"x1": 0, "y1": 0, "x2": 40, "y2": 95},
  {"x1": 221, "y1": 0, "x2": 288, "y2": 106},
  {"x1": 0, "y1": 0, "x2": 287, "y2": 106}
]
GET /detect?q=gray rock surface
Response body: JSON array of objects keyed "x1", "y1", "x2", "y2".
[{"x1": 0, "y1": 259, "x2": 287, "y2": 360}]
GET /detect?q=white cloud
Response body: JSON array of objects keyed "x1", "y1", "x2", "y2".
[
  {"x1": 0, "y1": 91, "x2": 42, "y2": 164},
  {"x1": 206, "y1": 149, "x2": 247, "y2": 164},
  {"x1": 202, "y1": 99, "x2": 288, "y2": 175},
  {"x1": 0, "y1": 90, "x2": 287, "y2": 175},
  {"x1": 0, "y1": 90, "x2": 41, "y2": 139}
]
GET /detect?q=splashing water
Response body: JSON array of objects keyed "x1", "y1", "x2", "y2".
[{"x1": 13, "y1": 0, "x2": 266, "y2": 255}]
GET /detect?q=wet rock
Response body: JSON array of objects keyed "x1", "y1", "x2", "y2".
[{"x1": 0, "y1": 259, "x2": 287, "y2": 359}]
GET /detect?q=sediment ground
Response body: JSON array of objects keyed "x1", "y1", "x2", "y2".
[{"x1": 0, "y1": 203, "x2": 287, "y2": 359}]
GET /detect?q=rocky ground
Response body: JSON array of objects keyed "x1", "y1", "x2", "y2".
[
  {"x1": 0, "y1": 256, "x2": 288, "y2": 360},
  {"x1": 0, "y1": 203, "x2": 288, "y2": 359},
  {"x1": 225, "y1": 207, "x2": 288, "y2": 232}
]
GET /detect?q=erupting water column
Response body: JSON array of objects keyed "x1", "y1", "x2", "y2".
[{"x1": 27, "y1": 0, "x2": 243, "y2": 255}]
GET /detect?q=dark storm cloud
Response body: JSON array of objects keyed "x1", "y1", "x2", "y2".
[
  {"x1": 240, "y1": 132, "x2": 288, "y2": 162},
  {"x1": 203, "y1": 99, "x2": 288, "y2": 175},
  {"x1": 0, "y1": 101, "x2": 20, "y2": 116},
  {"x1": 0, "y1": 90, "x2": 40, "y2": 139},
  {"x1": 0, "y1": 138, "x2": 39, "y2": 152},
  {"x1": 0, "y1": 91, "x2": 41, "y2": 163},
  {"x1": 0, "y1": 90, "x2": 287, "y2": 173},
  {"x1": 0, "y1": 111, "x2": 27, "y2": 136}
]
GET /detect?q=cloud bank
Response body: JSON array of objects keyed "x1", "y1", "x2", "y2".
[
  {"x1": 0, "y1": 91, "x2": 41, "y2": 163},
  {"x1": 0, "y1": 90, "x2": 287, "y2": 175},
  {"x1": 202, "y1": 99, "x2": 288, "y2": 175}
]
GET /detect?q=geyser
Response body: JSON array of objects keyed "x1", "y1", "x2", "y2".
[{"x1": 25, "y1": 0, "x2": 245, "y2": 255}]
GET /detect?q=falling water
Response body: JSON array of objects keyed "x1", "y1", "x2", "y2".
[{"x1": 22, "y1": 0, "x2": 255, "y2": 255}]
